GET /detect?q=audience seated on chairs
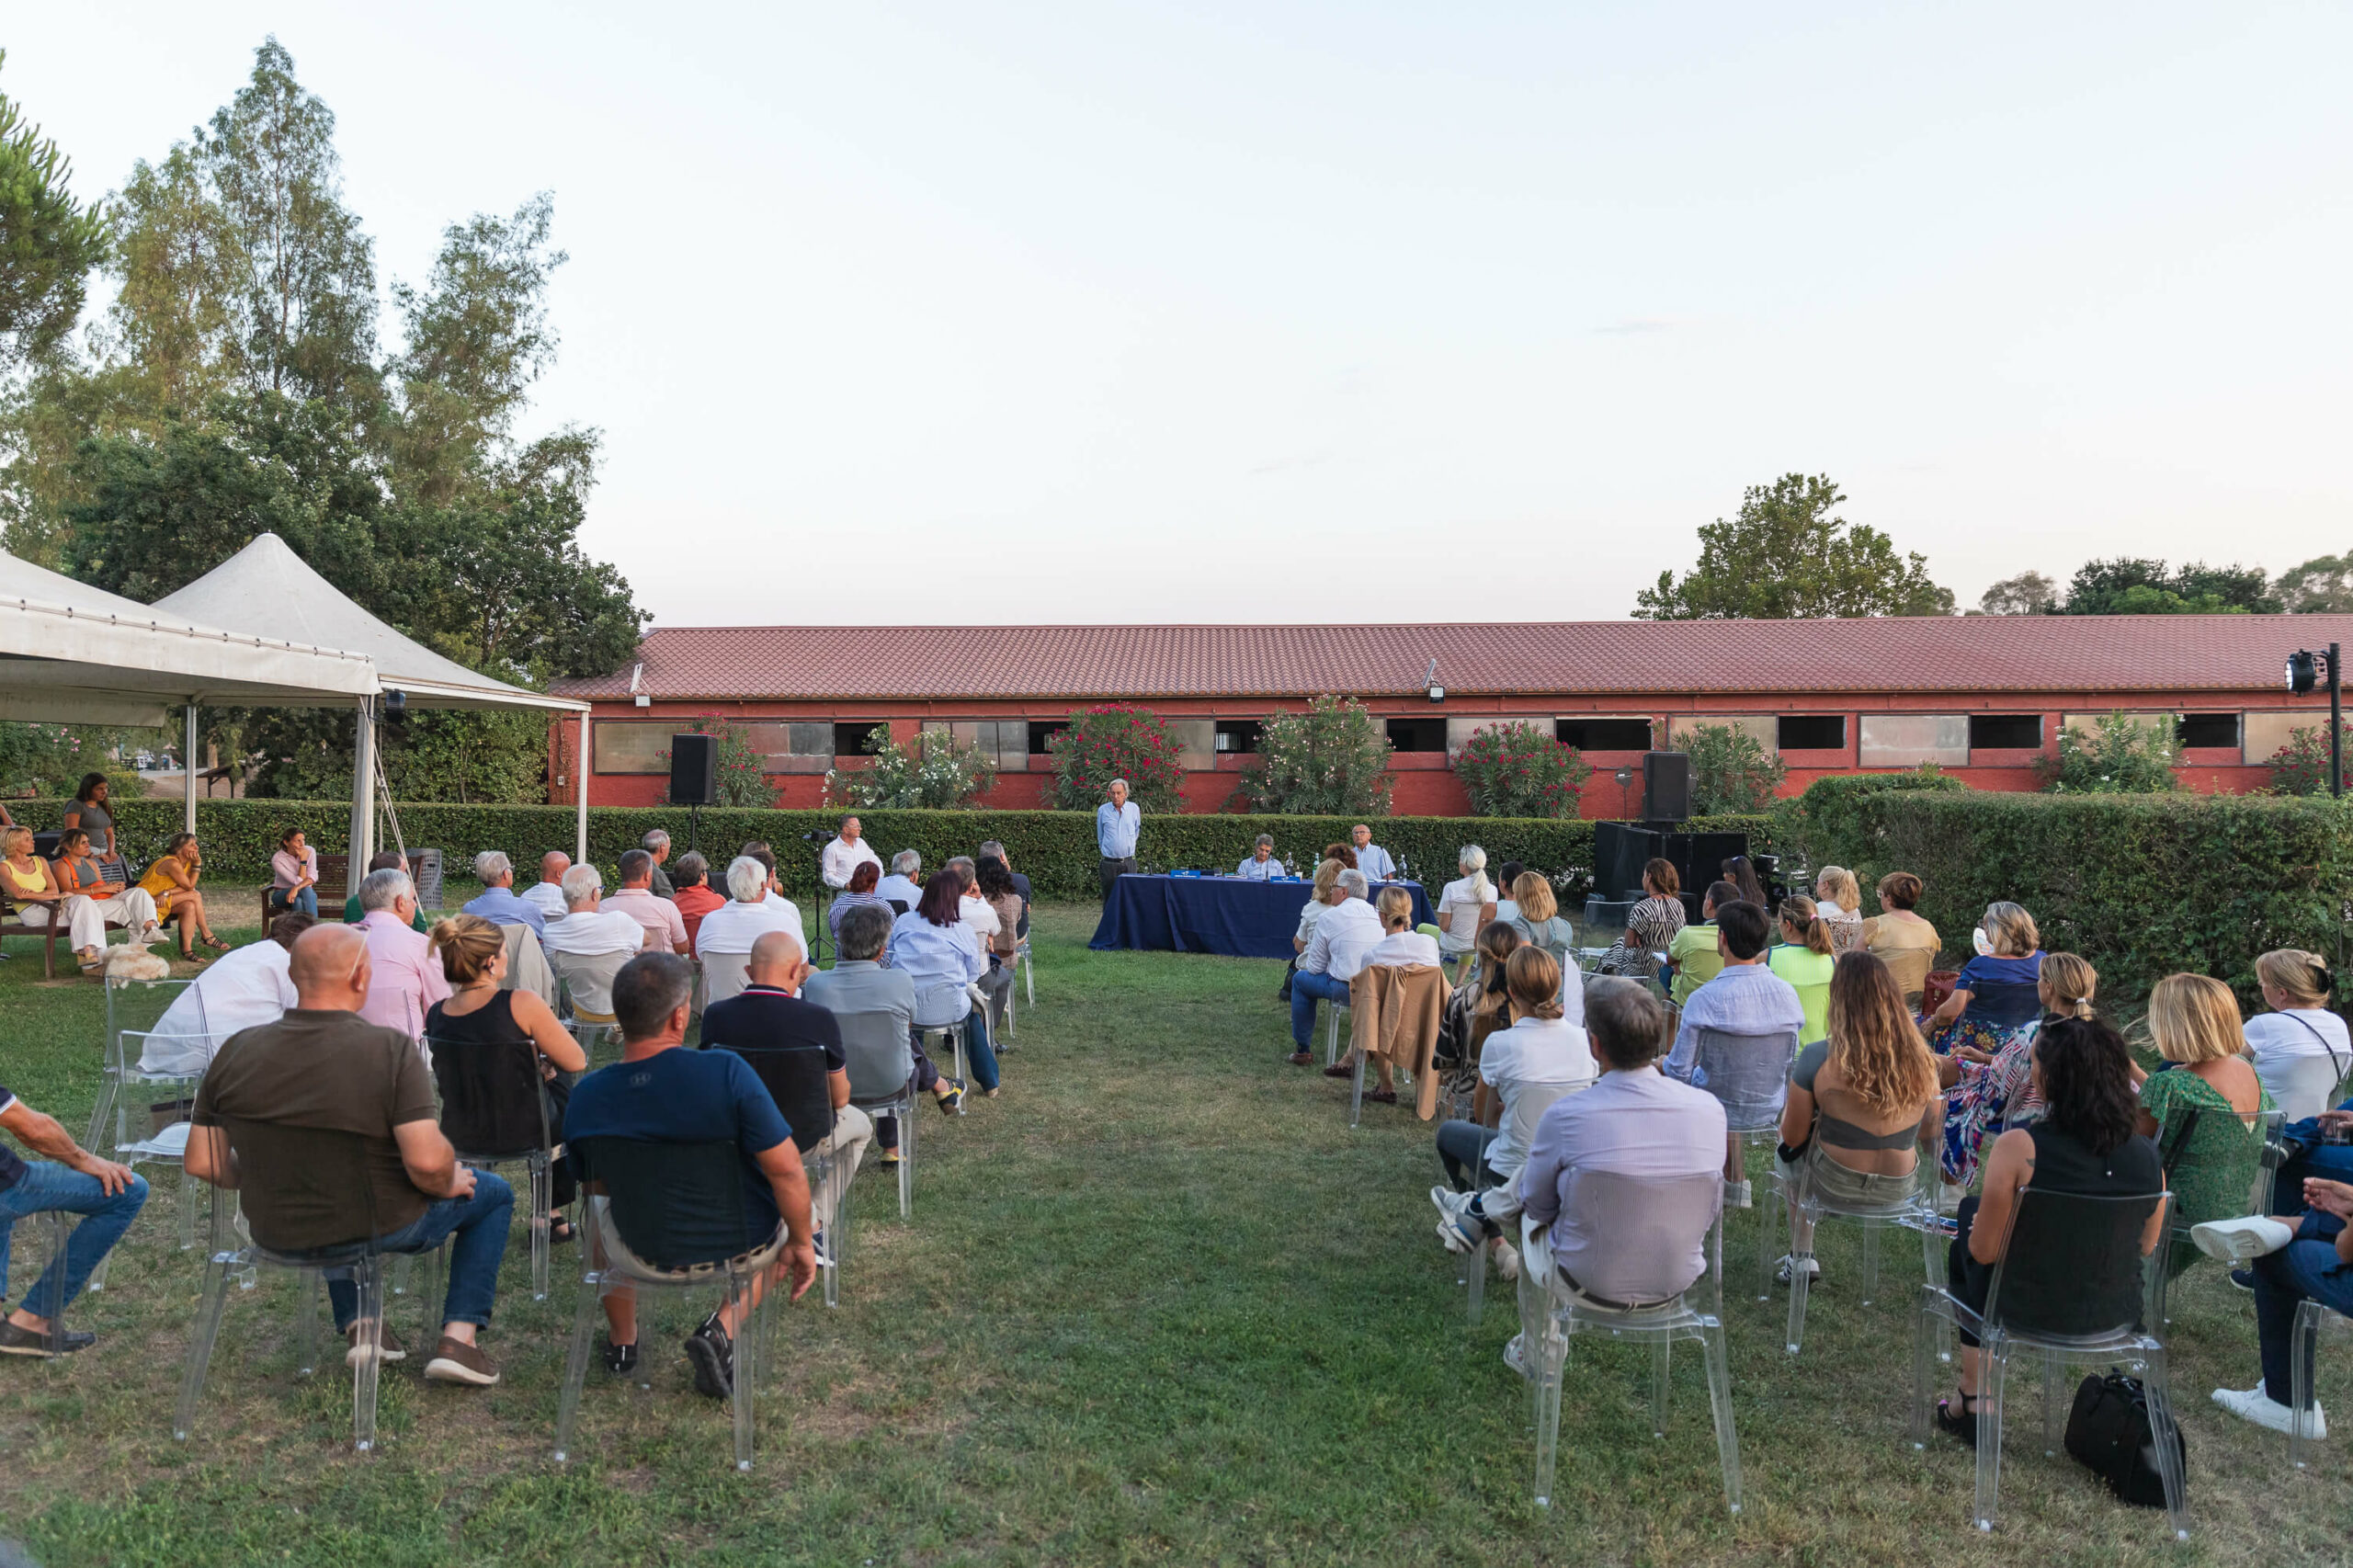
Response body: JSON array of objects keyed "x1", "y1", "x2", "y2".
[
  {"x1": 1775, "y1": 951, "x2": 1941, "y2": 1287},
  {"x1": 1664, "y1": 881, "x2": 1740, "y2": 1006},
  {"x1": 425, "y1": 915, "x2": 586, "y2": 1244},
  {"x1": 949, "y1": 856, "x2": 1000, "y2": 953},
  {"x1": 1292, "y1": 858, "x2": 1346, "y2": 955},
  {"x1": 977, "y1": 842, "x2": 1032, "y2": 936},
  {"x1": 805, "y1": 902, "x2": 966, "y2": 1158},
  {"x1": 460, "y1": 851, "x2": 548, "y2": 938},
  {"x1": 1666, "y1": 899, "x2": 1803, "y2": 1206},
  {"x1": 1933, "y1": 1014, "x2": 2162, "y2": 1446},
  {"x1": 344, "y1": 850, "x2": 426, "y2": 930},
  {"x1": 606, "y1": 850, "x2": 689, "y2": 955},
  {"x1": 542, "y1": 865, "x2": 648, "y2": 960},
  {"x1": 2198, "y1": 1167, "x2": 2353, "y2": 1436},
  {"x1": 355, "y1": 867, "x2": 452, "y2": 1041},
  {"x1": 1289, "y1": 869, "x2": 1382, "y2": 1067},
  {"x1": 4, "y1": 825, "x2": 85, "y2": 970},
  {"x1": 2133, "y1": 972, "x2": 2271, "y2": 1278},
  {"x1": 144, "y1": 913, "x2": 313, "y2": 1076},
  {"x1": 699, "y1": 930, "x2": 873, "y2": 1242},
  {"x1": 642, "y1": 829, "x2": 675, "y2": 899},
  {"x1": 1337, "y1": 887, "x2": 1449, "y2": 1106},
  {"x1": 875, "y1": 850, "x2": 926, "y2": 913},
  {"x1": 269, "y1": 827, "x2": 322, "y2": 918},
  {"x1": 185, "y1": 924, "x2": 516, "y2": 1384},
  {"x1": 735, "y1": 845, "x2": 809, "y2": 948},
  {"x1": 826, "y1": 861, "x2": 891, "y2": 951},
  {"x1": 1812, "y1": 866, "x2": 1867, "y2": 952},
  {"x1": 1937, "y1": 952, "x2": 2097, "y2": 1189},
  {"x1": 1436, "y1": 922, "x2": 1524, "y2": 1105},
  {"x1": 563, "y1": 952, "x2": 817, "y2": 1397},
  {"x1": 697, "y1": 856, "x2": 806, "y2": 960},
  {"x1": 138, "y1": 832, "x2": 227, "y2": 960},
  {"x1": 521, "y1": 851, "x2": 572, "y2": 923},
  {"x1": 1490, "y1": 861, "x2": 1526, "y2": 926},
  {"x1": 1722, "y1": 855, "x2": 1768, "y2": 909},
  {"x1": 1430, "y1": 949, "x2": 1599, "y2": 1280},
  {"x1": 888, "y1": 871, "x2": 1000, "y2": 1098},
  {"x1": 668, "y1": 852, "x2": 725, "y2": 950},
  {"x1": 1862, "y1": 870, "x2": 1940, "y2": 1008},
  {"x1": 1434, "y1": 846, "x2": 1495, "y2": 966},
  {"x1": 1504, "y1": 873, "x2": 1577, "y2": 981},
  {"x1": 45, "y1": 827, "x2": 160, "y2": 973},
  {"x1": 2243, "y1": 949, "x2": 2352, "y2": 1121},
  {"x1": 974, "y1": 858, "x2": 1025, "y2": 1031},
  {"x1": 1363, "y1": 887, "x2": 1440, "y2": 969},
  {"x1": 1924, "y1": 901, "x2": 2042, "y2": 1056},
  {"x1": 1235, "y1": 835, "x2": 1285, "y2": 881},
  {"x1": 1767, "y1": 896, "x2": 1836, "y2": 1046},
  {"x1": 1507, "y1": 975, "x2": 1725, "y2": 1376},
  {"x1": 1598, "y1": 858, "x2": 1685, "y2": 980},
  {"x1": 0, "y1": 1075, "x2": 150, "y2": 1355}
]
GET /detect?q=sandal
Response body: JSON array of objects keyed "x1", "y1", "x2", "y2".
[
  {"x1": 550, "y1": 1219, "x2": 577, "y2": 1246},
  {"x1": 198, "y1": 932, "x2": 229, "y2": 952},
  {"x1": 1934, "y1": 1389, "x2": 1984, "y2": 1449}
]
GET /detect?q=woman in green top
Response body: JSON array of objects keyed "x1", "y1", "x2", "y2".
[
  {"x1": 341, "y1": 849, "x2": 428, "y2": 931},
  {"x1": 2136, "y1": 971, "x2": 2272, "y2": 1278},
  {"x1": 1767, "y1": 895, "x2": 1836, "y2": 1046}
]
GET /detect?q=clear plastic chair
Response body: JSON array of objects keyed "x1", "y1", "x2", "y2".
[
  {"x1": 2290, "y1": 1298, "x2": 2351, "y2": 1469},
  {"x1": 1524, "y1": 1167, "x2": 1741, "y2": 1516},
  {"x1": 703, "y1": 1037, "x2": 847, "y2": 1310},
  {"x1": 1458, "y1": 1077, "x2": 1586, "y2": 1326},
  {"x1": 549, "y1": 947, "x2": 632, "y2": 1060},
  {"x1": 1909, "y1": 1187, "x2": 2186, "y2": 1539},
  {"x1": 427, "y1": 1031, "x2": 562, "y2": 1301},
  {"x1": 1679, "y1": 1025, "x2": 1799, "y2": 1297},
  {"x1": 831, "y1": 1007, "x2": 919, "y2": 1220},
  {"x1": 1324, "y1": 999, "x2": 1351, "y2": 1067},
  {"x1": 88, "y1": 977, "x2": 206, "y2": 1158},
  {"x1": 554, "y1": 1138, "x2": 789, "y2": 1471},
  {"x1": 695, "y1": 949, "x2": 754, "y2": 1011},
  {"x1": 1782, "y1": 1150, "x2": 1943, "y2": 1355}
]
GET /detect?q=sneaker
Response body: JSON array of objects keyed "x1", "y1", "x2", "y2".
[
  {"x1": 1435, "y1": 1201, "x2": 1486, "y2": 1256},
  {"x1": 877, "y1": 1144, "x2": 903, "y2": 1166},
  {"x1": 422, "y1": 1335, "x2": 500, "y2": 1386},
  {"x1": 2190, "y1": 1215, "x2": 2296, "y2": 1266},
  {"x1": 0, "y1": 1320, "x2": 94, "y2": 1355},
  {"x1": 1723, "y1": 1179, "x2": 1752, "y2": 1210},
  {"x1": 602, "y1": 1338, "x2": 640, "y2": 1378},
  {"x1": 2230, "y1": 1267, "x2": 2256, "y2": 1293},
  {"x1": 343, "y1": 1323, "x2": 408, "y2": 1367},
  {"x1": 1502, "y1": 1333, "x2": 1529, "y2": 1381},
  {"x1": 2211, "y1": 1384, "x2": 2326, "y2": 1438},
  {"x1": 935, "y1": 1079, "x2": 967, "y2": 1116},
  {"x1": 1489, "y1": 1236, "x2": 1520, "y2": 1283},
  {"x1": 1774, "y1": 1255, "x2": 1821, "y2": 1287},
  {"x1": 685, "y1": 1316, "x2": 734, "y2": 1400}
]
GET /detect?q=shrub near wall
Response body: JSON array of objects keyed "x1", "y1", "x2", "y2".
[
  {"x1": 1805, "y1": 789, "x2": 2353, "y2": 1005},
  {"x1": 6, "y1": 798, "x2": 1777, "y2": 905}
]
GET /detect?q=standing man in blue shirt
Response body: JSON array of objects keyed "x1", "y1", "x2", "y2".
[
  {"x1": 1096, "y1": 778, "x2": 1141, "y2": 904},
  {"x1": 1350, "y1": 824, "x2": 1396, "y2": 883}
]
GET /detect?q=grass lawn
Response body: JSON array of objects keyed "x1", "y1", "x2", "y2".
[{"x1": 2, "y1": 903, "x2": 2348, "y2": 1566}]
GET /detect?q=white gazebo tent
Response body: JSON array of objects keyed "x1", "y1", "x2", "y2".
[
  {"x1": 151, "y1": 533, "x2": 592, "y2": 895},
  {"x1": 1, "y1": 547, "x2": 381, "y2": 858}
]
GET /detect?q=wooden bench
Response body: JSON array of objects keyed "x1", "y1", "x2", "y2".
[
  {"x1": 0, "y1": 881, "x2": 69, "y2": 978},
  {"x1": 258, "y1": 852, "x2": 351, "y2": 926}
]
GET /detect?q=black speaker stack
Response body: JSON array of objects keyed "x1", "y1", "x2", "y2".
[{"x1": 668, "y1": 733, "x2": 718, "y2": 806}]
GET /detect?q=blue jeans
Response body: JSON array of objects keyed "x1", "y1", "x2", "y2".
[
  {"x1": 914, "y1": 1014, "x2": 999, "y2": 1093},
  {"x1": 1290, "y1": 970, "x2": 1350, "y2": 1048},
  {"x1": 269, "y1": 886, "x2": 319, "y2": 917},
  {"x1": 2255, "y1": 1211, "x2": 2353, "y2": 1408},
  {"x1": 290, "y1": 1172, "x2": 515, "y2": 1333},
  {"x1": 0, "y1": 1162, "x2": 151, "y2": 1320}
]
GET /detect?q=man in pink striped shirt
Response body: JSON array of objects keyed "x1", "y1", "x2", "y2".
[{"x1": 355, "y1": 866, "x2": 450, "y2": 1040}]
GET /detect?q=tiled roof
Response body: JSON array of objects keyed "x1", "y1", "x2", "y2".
[{"x1": 551, "y1": 617, "x2": 2353, "y2": 703}]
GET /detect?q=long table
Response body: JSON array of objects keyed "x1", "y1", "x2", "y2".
[{"x1": 1088, "y1": 874, "x2": 1436, "y2": 960}]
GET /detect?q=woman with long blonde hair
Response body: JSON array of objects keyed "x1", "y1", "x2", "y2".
[
  {"x1": 1777, "y1": 950, "x2": 1942, "y2": 1284},
  {"x1": 2138, "y1": 972, "x2": 2272, "y2": 1278},
  {"x1": 1936, "y1": 951, "x2": 2097, "y2": 1187}
]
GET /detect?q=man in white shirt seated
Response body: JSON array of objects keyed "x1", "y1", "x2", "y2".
[
  {"x1": 604, "y1": 849, "x2": 689, "y2": 955},
  {"x1": 540, "y1": 865, "x2": 647, "y2": 958},
  {"x1": 1234, "y1": 835, "x2": 1285, "y2": 881},
  {"x1": 1287, "y1": 869, "x2": 1383, "y2": 1066},
  {"x1": 1350, "y1": 824, "x2": 1396, "y2": 883},
  {"x1": 140, "y1": 912, "x2": 310, "y2": 1076},
  {"x1": 874, "y1": 850, "x2": 925, "y2": 913},
  {"x1": 820, "y1": 816, "x2": 884, "y2": 892},
  {"x1": 948, "y1": 856, "x2": 999, "y2": 943},
  {"x1": 696, "y1": 856, "x2": 807, "y2": 958},
  {"x1": 1504, "y1": 976, "x2": 1727, "y2": 1373},
  {"x1": 520, "y1": 850, "x2": 571, "y2": 922}
]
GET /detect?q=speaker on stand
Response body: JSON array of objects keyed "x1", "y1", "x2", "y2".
[{"x1": 669, "y1": 733, "x2": 718, "y2": 859}]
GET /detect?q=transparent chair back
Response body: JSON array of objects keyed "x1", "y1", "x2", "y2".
[
  {"x1": 697, "y1": 949, "x2": 753, "y2": 1009},
  {"x1": 86, "y1": 981, "x2": 213, "y2": 1285},
  {"x1": 832, "y1": 1006, "x2": 919, "y2": 1219},
  {"x1": 1685, "y1": 1027, "x2": 1798, "y2": 1131},
  {"x1": 427, "y1": 1030, "x2": 561, "y2": 1301},
  {"x1": 1783, "y1": 1142, "x2": 1942, "y2": 1354},
  {"x1": 1461, "y1": 1075, "x2": 1587, "y2": 1324}
]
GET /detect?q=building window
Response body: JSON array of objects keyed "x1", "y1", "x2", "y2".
[
  {"x1": 740, "y1": 722, "x2": 834, "y2": 773},
  {"x1": 834, "y1": 721, "x2": 888, "y2": 756},
  {"x1": 1214, "y1": 720, "x2": 1263, "y2": 754},
  {"x1": 1778, "y1": 715, "x2": 1847, "y2": 750},
  {"x1": 592, "y1": 722, "x2": 672, "y2": 775},
  {"x1": 1028, "y1": 721, "x2": 1069, "y2": 756},
  {"x1": 1968, "y1": 713, "x2": 2043, "y2": 750},
  {"x1": 1556, "y1": 718, "x2": 1652, "y2": 751},
  {"x1": 1387, "y1": 717, "x2": 1447, "y2": 753},
  {"x1": 2177, "y1": 712, "x2": 2240, "y2": 749}
]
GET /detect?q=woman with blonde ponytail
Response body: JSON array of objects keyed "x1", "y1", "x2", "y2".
[
  {"x1": 1768, "y1": 895, "x2": 1836, "y2": 1046},
  {"x1": 1936, "y1": 951, "x2": 2097, "y2": 1187}
]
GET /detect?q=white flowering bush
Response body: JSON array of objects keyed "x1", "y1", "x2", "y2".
[
  {"x1": 826, "y1": 725, "x2": 996, "y2": 810},
  {"x1": 2036, "y1": 712, "x2": 2183, "y2": 794}
]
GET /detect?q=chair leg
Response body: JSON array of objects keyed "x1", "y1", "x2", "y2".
[
  {"x1": 350, "y1": 1260, "x2": 385, "y2": 1454},
  {"x1": 1972, "y1": 1338, "x2": 2008, "y2": 1532},
  {"x1": 1785, "y1": 1225, "x2": 1813, "y2": 1357},
  {"x1": 552, "y1": 1273, "x2": 602, "y2": 1462},
  {"x1": 1699, "y1": 1322, "x2": 1743, "y2": 1516},
  {"x1": 729, "y1": 1272, "x2": 757, "y2": 1471},
  {"x1": 1023, "y1": 952, "x2": 1034, "y2": 1006},
  {"x1": 829, "y1": 1158, "x2": 850, "y2": 1304},
  {"x1": 2137, "y1": 1346, "x2": 2190, "y2": 1540},
  {"x1": 1861, "y1": 1221, "x2": 1881, "y2": 1305},
  {"x1": 1651, "y1": 1335, "x2": 1672, "y2": 1438},
  {"x1": 1910, "y1": 1291, "x2": 1937, "y2": 1449},
  {"x1": 529, "y1": 1155, "x2": 552, "y2": 1302},
  {"x1": 172, "y1": 1248, "x2": 239, "y2": 1439},
  {"x1": 1466, "y1": 1234, "x2": 1486, "y2": 1327},
  {"x1": 2292, "y1": 1297, "x2": 2325, "y2": 1468},
  {"x1": 2040, "y1": 1350, "x2": 2063, "y2": 1456},
  {"x1": 1348, "y1": 1048, "x2": 1366, "y2": 1130},
  {"x1": 295, "y1": 1268, "x2": 323, "y2": 1378},
  {"x1": 1531, "y1": 1314, "x2": 1568, "y2": 1509},
  {"x1": 83, "y1": 1076, "x2": 119, "y2": 1161}
]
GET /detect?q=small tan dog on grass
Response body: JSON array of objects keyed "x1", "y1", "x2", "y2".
[{"x1": 101, "y1": 937, "x2": 172, "y2": 983}]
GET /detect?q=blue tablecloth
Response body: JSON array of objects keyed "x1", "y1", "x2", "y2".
[{"x1": 1089, "y1": 875, "x2": 1435, "y2": 960}]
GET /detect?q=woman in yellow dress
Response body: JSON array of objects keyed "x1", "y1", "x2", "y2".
[{"x1": 139, "y1": 833, "x2": 227, "y2": 960}]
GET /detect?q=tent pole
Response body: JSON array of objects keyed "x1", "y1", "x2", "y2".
[
  {"x1": 183, "y1": 705, "x2": 199, "y2": 835},
  {"x1": 575, "y1": 712, "x2": 589, "y2": 865},
  {"x1": 350, "y1": 697, "x2": 376, "y2": 899}
]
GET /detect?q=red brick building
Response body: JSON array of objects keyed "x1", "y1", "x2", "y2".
[{"x1": 549, "y1": 616, "x2": 2353, "y2": 816}]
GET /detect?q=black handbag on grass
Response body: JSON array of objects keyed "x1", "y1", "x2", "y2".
[{"x1": 2064, "y1": 1372, "x2": 2187, "y2": 1508}]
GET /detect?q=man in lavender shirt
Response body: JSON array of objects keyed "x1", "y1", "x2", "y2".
[{"x1": 354, "y1": 868, "x2": 451, "y2": 1041}]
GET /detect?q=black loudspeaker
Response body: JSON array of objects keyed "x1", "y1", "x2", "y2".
[
  {"x1": 1641, "y1": 750, "x2": 1691, "y2": 823},
  {"x1": 1683, "y1": 832, "x2": 1751, "y2": 895},
  {"x1": 669, "y1": 733, "x2": 718, "y2": 806}
]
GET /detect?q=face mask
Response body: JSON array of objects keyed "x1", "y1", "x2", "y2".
[{"x1": 1972, "y1": 927, "x2": 1995, "y2": 958}]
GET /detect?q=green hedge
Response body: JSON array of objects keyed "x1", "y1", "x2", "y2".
[
  {"x1": 1778, "y1": 769, "x2": 1971, "y2": 870},
  {"x1": 1799, "y1": 788, "x2": 2353, "y2": 1005},
  {"x1": 4, "y1": 797, "x2": 1775, "y2": 904}
]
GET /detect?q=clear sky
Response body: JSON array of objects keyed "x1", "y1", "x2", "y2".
[{"x1": 10, "y1": 3, "x2": 2350, "y2": 626}]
